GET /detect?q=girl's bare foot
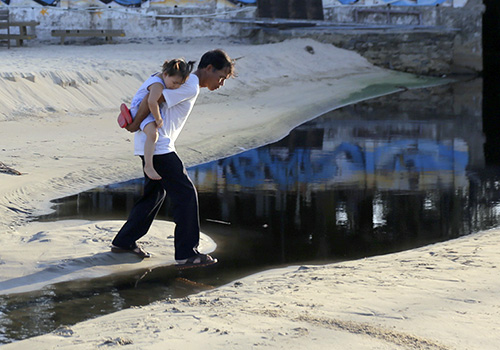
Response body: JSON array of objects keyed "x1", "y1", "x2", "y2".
[{"x1": 144, "y1": 165, "x2": 162, "y2": 180}]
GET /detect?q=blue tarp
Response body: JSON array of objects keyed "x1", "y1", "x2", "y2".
[
  {"x1": 383, "y1": 0, "x2": 447, "y2": 5},
  {"x1": 101, "y1": 0, "x2": 144, "y2": 6},
  {"x1": 2, "y1": 0, "x2": 170, "y2": 5},
  {"x1": 32, "y1": 0, "x2": 60, "y2": 6},
  {"x1": 228, "y1": 0, "x2": 257, "y2": 3},
  {"x1": 337, "y1": 0, "x2": 359, "y2": 4}
]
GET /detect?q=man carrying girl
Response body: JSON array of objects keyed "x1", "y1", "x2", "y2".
[{"x1": 112, "y1": 49, "x2": 235, "y2": 269}]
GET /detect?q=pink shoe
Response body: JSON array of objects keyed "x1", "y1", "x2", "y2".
[{"x1": 117, "y1": 103, "x2": 133, "y2": 128}]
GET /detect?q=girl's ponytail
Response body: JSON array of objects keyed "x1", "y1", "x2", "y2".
[{"x1": 162, "y1": 58, "x2": 196, "y2": 82}]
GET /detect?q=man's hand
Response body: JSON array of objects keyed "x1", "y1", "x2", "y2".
[{"x1": 125, "y1": 121, "x2": 140, "y2": 133}]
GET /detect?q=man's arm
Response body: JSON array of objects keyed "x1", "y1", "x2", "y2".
[{"x1": 125, "y1": 92, "x2": 166, "y2": 132}]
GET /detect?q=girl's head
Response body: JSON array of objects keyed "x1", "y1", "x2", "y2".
[{"x1": 161, "y1": 58, "x2": 195, "y2": 89}]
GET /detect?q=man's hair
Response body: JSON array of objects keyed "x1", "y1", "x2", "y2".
[{"x1": 198, "y1": 49, "x2": 235, "y2": 77}]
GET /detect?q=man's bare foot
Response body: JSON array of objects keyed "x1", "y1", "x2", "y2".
[{"x1": 144, "y1": 165, "x2": 162, "y2": 180}]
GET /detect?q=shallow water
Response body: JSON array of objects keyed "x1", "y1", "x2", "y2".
[{"x1": 2, "y1": 78, "x2": 500, "y2": 344}]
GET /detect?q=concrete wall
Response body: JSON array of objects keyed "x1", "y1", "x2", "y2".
[
  {"x1": 2, "y1": 0, "x2": 483, "y2": 75},
  {"x1": 250, "y1": 0, "x2": 483, "y2": 75},
  {"x1": 437, "y1": 0, "x2": 485, "y2": 73},
  {"x1": 4, "y1": 0, "x2": 257, "y2": 41},
  {"x1": 320, "y1": 0, "x2": 484, "y2": 74}
]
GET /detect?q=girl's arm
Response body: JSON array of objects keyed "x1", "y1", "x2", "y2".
[{"x1": 148, "y1": 82, "x2": 165, "y2": 127}]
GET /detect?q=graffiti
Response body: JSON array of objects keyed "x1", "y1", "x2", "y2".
[{"x1": 190, "y1": 128, "x2": 468, "y2": 193}]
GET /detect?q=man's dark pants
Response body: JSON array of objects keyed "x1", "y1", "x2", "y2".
[{"x1": 112, "y1": 152, "x2": 200, "y2": 260}]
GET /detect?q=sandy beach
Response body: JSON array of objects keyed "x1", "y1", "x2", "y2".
[{"x1": 1, "y1": 38, "x2": 498, "y2": 349}]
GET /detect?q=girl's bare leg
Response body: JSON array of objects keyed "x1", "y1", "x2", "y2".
[{"x1": 143, "y1": 122, "x2": 162, "y2": 180}]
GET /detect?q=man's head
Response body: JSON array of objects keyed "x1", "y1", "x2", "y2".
[{"x1": 197, "y1": 49, "x2": 235, "y2": 91}]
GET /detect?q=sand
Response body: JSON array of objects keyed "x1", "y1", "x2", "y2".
[{"x1": 1, "y1": 37, "x2": 498, "y2": 349}]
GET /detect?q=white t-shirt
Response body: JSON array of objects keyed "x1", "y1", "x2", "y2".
[{"x1": 134, "y1": 74, "x2": 200, "y2": 156}]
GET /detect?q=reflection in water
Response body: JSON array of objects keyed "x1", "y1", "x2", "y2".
[
  {"x1": 3, "y1": 79, "x2": 499, "y2": 344},
  {"x1": 190, "y1": 79, "x2": 490, "y2": 263},
  {"x1": 193, "y1": 130, "x2": 471, "y2": 261}
]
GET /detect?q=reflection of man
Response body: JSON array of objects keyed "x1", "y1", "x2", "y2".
[{"x1": 111, "y1": 49, "x2": 235, "y2": 269}]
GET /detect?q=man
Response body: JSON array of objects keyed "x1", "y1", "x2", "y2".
[{"x1": 111, "y1": 49, "x2": 235, "y2": 268}]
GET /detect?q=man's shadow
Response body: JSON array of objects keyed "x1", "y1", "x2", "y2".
[{"x1": 0, "y1": 251, "x2": 154, "y2": 294}]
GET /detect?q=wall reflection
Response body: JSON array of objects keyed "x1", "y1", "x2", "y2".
[
  {"x1": 40, "y1": 79, "x2": 499, "y2": 264},
  {"x1": 186, "y1": 79, "x2": 494, "y2": 261}
]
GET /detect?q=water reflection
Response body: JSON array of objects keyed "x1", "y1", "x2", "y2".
[
  {"x1": 39, "y1": 79, "x2": 496, "y2": 263},
  {"x1": 206, "y1": 123, "x2": 468, "y2": 191},
  {"x1": 4, "y1": 78, "x2": 499, "y2": 344},
  {"x1": 189, "y1": 79, "x2": 491, "y2": 262}
]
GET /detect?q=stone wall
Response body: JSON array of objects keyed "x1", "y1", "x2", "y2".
[
  {"x1": 248, "y1": 27, "x2": 460, "y2": 76},
  {"x1": 4, "y1": 0, "x2": 484, "y2": 75},
  {"x1": 436, "y1": 0, "x2": 485, "y2": 73},
  {"x1": 246, "y1": 0, "x2": 484, "y2": 75},
  {"x1": 6, "y1": 1, "x2": 256, "y2": 41},
  {"x1": 325, "y1": 0, "x2": 485, "y2": 74},
  {"x1": 335, "y1": 30, "x2": 457, "y2": 76}
]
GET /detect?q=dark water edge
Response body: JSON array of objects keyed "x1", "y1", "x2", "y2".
[
  {"x1": 482, "y1": 0, "x2": 500, "y2": 164},
  {"x1": 2, "y1": 78, "x2": 500, "y2": 344}
]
